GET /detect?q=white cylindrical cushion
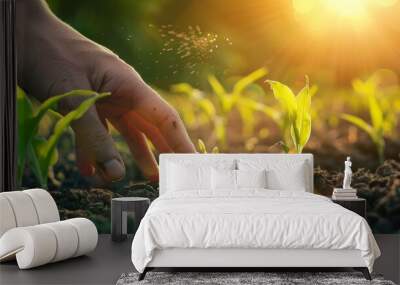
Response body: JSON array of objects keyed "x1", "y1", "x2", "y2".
[
  {"x1": 42, "y1": 221, "x2": 79, "y2": 262},
  {"x1": 0, "y1": 196, "x2": 17, "y2": 237},
  {"x1": 23, "y1": 189, "x2": 60, "y2": 223},
  {"x1": 0, "y1": 192, "x2": 39, "y2": 227},
  {"x1": 66, "y1": 218, "x2": 98, "y2": 257},
  {"x1": 0, "y1": 226, "x2": 57, "y2": 269},
  {"x1": 0, "y1": 218, "x2": 98, "y2": 269}
]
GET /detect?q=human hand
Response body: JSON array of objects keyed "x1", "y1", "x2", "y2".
[{"x1": 16, "y1": 0, "x2": 195, "y2": 184}]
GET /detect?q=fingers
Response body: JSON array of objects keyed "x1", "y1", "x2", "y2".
[
  {"x1": 121, "y1": 111, "x2": 172, "y2": 153},
  {"x1": 111, "y1": 118, "x2": 159, "y2": 181},
  {"x1": 49, "y1": 74, "x2": 125, "y2": 182},
  {"x1": 135, "y1": 93, "x2": 196, "y2": 153},
  {"x1": 75, "y1": 145, "x2": 95, "y2": 177},
  {"x1": 98, "y1": 68, "x2": 196, "y2": 153},
  {"x1": 73, "y1": 109, "x2": 125, "y2": 182}
]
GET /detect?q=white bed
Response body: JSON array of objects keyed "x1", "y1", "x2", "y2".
[{"x1": 131, "y1": 154, "x2": 380, "y2": 280}]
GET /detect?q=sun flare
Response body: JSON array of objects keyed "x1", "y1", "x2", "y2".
[
  {"x1": 324, "y1": 0, "x2": 366, "y2": 19},
  {"x1": 293, "y1": 0, "x2": 399, "y2": 27}
]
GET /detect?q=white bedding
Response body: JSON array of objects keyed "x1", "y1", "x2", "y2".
[{"x1": 131, "y1": 190, "x2": 380, "y2": 273}]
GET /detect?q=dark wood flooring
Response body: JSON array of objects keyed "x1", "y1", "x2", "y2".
[{"x1": 0, "y1": 234, "x2": 398, "y2": 285}]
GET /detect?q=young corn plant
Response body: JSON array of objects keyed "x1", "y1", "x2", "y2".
[
  {"x1": 197, "y1": 139, "x2": 219, "y2": 154},
  {"x1": 207, "y1": 68, "x2": 268, "y2": 147},
  {"x1": 352, "y1": 75, "x2": 397, "y2": 135},
  {"x1": 341, "y1": 76, "x2": 392, "y2": 163},
  {"x1": 266, "y1": 77, "x2": 313, "y2": 153},
  {"x1": 170, "y1": 83, "x2": 216, "y2": 128},
  {"x1": 17, "y1": 88, "x2": 110, "y2": 188},
  {"x1": 241, "y1": 83, "x2": 317, "y2": 152}
]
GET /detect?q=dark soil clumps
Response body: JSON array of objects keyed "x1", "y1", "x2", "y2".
[{"x1": 315, "y1": 159, "x2": 400, "y2": 233}]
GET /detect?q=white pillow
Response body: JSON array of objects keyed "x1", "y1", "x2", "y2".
[
  {"x1": 266, "y1": 166, "x2": 306, "y2": 191},
  {"x1": 236, "y1": 169, "x2": 267, "y2": 189},
  {"x1": 211, "y1": 168, "x2": 236, "y2": 190},
  {"x1": 238, "y1": 159, "x2": 307, "y2": 191},
  {"x1": 168, "y1": 163, "x2": 211, "y2": 191}
]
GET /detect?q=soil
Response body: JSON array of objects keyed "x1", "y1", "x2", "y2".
[
  {"x1": 314, "y1": 159, "x2": 400, "y2": 234},
  {"x1": 41, "y1": 159, "x2": 400, "y2": 234},
  {"x1": 50, "y1": 182, "x2": 158, "y2": 233}
]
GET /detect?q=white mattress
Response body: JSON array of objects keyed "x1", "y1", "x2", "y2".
[{"x1": 131, "y1": 190, "x2": 380, "y2": 273}]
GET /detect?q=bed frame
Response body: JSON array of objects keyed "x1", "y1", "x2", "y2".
[
  {"x1": 139, "y1": 154, "x2": 371, "y2": 280},
  {"x1": 140, "y1": 248, "x2": 370, "y2": 280}
]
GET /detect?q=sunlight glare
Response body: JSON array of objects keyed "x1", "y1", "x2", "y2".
[
  {"x1": 374, "y1": 0, "x2": 398, "y2": 7},
  {"x1": 324, "y1": 0, "x2": 367, "y2": 19},
  {"x1": 292, "y1": 0, "x2": 316, "y2": 14}
]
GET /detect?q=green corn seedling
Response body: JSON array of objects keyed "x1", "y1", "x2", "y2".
[
  {"x1": 17, "y1": 88, "x2": 110, "y2": 187},
  {"x1": 170, "y1": 83, "x2": 216, "y2": 127},
  {"x1": 197, "y1": 139, "x2": 219, "y2": 153},
  {"x1": 341, "y1": 76, "x2": 392, "y2": 163},
  {"x1": 266, "y1": 77, "x2": 313, "y2": 153},
  {"x1": 208, "y1": 68, "x2": 268, "y2": 146},
  {"x1": 240, "y1": 82, "x2": 317, "y2": 153},
  {"x1": 353, "y1": 76, "x2": 397, "y2": 134}
]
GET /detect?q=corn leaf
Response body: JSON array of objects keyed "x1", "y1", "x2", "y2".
[
  {"x1": 266, "y1": 80, "x2": 297, "y2": 121},
  {"x1": 341, "y1": 114, "x2": 373, "y2": 136},
  {"x1": 215, "y1": 116, "x2": 226, "y2": 147},
  {"x1": 295, "y1": 80, "x2": 312, "y2": 150},
  {"x1": 244, "y1": 83, "x2": 266, "y2": 97},
  {"x1": 352, "y1": 78, "x2": 376, "y2": 97},
  {"x1": 237, "y1": 102, "x2": 256, "y2": 136},
  {"x1": 233, "y1": 68, "x2": 267, "y2": 95},
  {"x1": 38, "y1": 92, "x2": 110, "y2": 184},
  {"x1": 29, "y1": 136, "x2": 59, "y2": 187},
  {"x1": 368, "y1": 94, "x2": 383, "y2": 131},
  {"x1": 208, "y1": 75, "x2": 226, "y2": 98},
  {"x1": 309, "y1": 85, "x2": 318, "y2": 97},
  {"x1": 197, "y1": 139, "x2": 207, "y2": 153},
  {"x1": 16, "y1": 88, "x2": 34, "y2": 184},
  {"x1": 198, "y1": 99, "x2": 216, "y2": 118},
  {"x1": 208, "y1": 75, "x2": 230, "y2": 113},
  {"x1": 32, "y1": 90, "x2": 97, "y2": 133},
  {"x1": 27, "y1": 142, "x2": 46, "y2": 187},
  {"x1": 261, "y1": 105, "x2": 281, "y2": 122},
  {"x1": 171, "y1": 83, "x2": 215, "y2": 122},
  {"x1": 293, "y1": 115, "x2": 311, "y2": 153},
  {"x1": 170, "y1": 83, "x2": 193, "y2": 96},
  {"x1": 290, "y1": 125, "x2": 301, "y2": 153}
]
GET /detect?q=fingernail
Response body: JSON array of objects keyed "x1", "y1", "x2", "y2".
[{"x1": 101, "y1": 159, "x2": 125, "y2": 181}]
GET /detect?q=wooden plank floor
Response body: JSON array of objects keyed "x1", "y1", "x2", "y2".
[{"x1": 0, "y1": 234, "x2": 398, "y2": 285}]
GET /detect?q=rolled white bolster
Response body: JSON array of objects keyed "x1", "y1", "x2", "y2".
[
  {"x1": 23, "y1": 189, "x2": 60, "y2": 224},
  {"x1": 0, "y1": 196, "x2": 17, "y2": 237},
  {"x1": 0, "y1": 226, "x2": 57, "y2": 269},
  {"x1": 0, "y1": 218, "x2": 98, "y2": 269},
  {"x1": 1, "y1": 191, "x2": 39, "y2": 227},
  {"x1": 66, "y1": 218, "x2": 98, "y2": 257},
  {"x1": 42, "y1": 221, "x2": 79, "y2": 262}
]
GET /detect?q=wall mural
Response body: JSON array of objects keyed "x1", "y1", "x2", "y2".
[{"x1": 18, "y1": 0, "x2": 400, "y2": 234}]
